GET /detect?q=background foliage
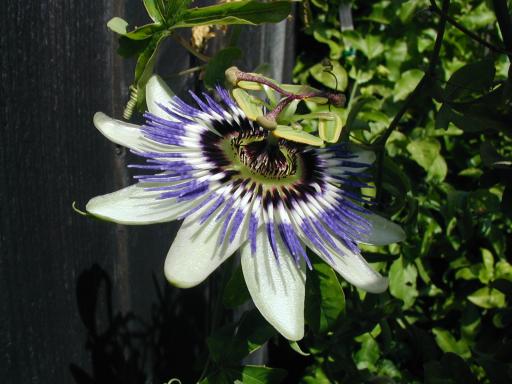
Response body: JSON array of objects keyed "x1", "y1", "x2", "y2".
[
  {"x1": 290, "y1": 0, "x2": 512, "y2": 382},
  {"x1": 111, "y1": 0, "x2": 512, "y2": 382}
]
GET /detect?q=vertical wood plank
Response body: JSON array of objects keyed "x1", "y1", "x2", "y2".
[
  {"x1": 0, "y1": 1, "x2": 296, "y2": 382},
  {"x1": 0, "y1": 1, "x2": 126, "y2": 382}
]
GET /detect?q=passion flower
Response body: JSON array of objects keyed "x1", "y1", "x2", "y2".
[{"x1": 87, "y1": 75, "x2": 405, "y2": 340}]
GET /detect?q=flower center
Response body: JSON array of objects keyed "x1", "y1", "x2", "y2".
[{"x1": 233, "y1": 135, "x2": 298, "y2": 179}]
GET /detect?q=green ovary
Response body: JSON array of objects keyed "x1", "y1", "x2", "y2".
[{"x1": 220, "y1": 136, "x2": 303, "y2": 187}]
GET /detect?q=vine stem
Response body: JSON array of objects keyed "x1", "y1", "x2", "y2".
[
  {"x1": 172, "y1": 34, "x2": 211, "y2": 62},
  {"x1": 429, "y1": 0, "x2": 512, "y2": 56},
  {"x1": 231, "y1": 68, "x2": 346, "y2": 109},
  {"x1": 375, "y1": 0, "x2": 450, "y2": 207},
  {"x1": 492, "y1": 0, "x2": 512, "y2": 63}
]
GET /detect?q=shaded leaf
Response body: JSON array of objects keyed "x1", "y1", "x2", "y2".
[
  {"x1": 207, "y1": 309, "x2": 276, "y2": 363},
  {"x1": 223, "y1": 265, "x2": 251, "y2": 308},
  {"x1": 204, "y1": 47, "x2": 242, "y2": 89},
  {"x1": 305, "y1": 255, "x2": 345, "y2": 333}
]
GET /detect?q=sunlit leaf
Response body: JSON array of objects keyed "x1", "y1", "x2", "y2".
[
  {"x1": 389, "y1": 256, "x2": 418, "y2": 309},
  {"x1": 175, "y1": 1, "x2": 292, "y2": 27},
  {"x1": 393, "y1": 69, "x2": 423, "y2": 102}
]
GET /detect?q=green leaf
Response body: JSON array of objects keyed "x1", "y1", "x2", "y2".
[
  {"x1": 204, "y1": 47, "x2": 242, "y2": 89},
  {"x1": 389, "y1": 256, "x2": 418, "y2": 309},
  {"x1": 309, "y1": 61, "x2": 348, "y2": 91},
  {"x1": 459, "y1": 2, "x2": 495, "y2": 30},
  {"x1": 344, "y1": 96, "x2": 375, "y2": 132},
  {"x1": 131, "y1": 31, "x2": 169, "y2": 112},
  {"x1": 199, "y1": 370, "x2": 232, "y2": 384},
  {"x1": 117, "y1": 36, "x2": 152, "y2": 58},
  {"x1": 393, "y1": 69, "x2": 423, "y2": 102},
  {"x1": 225, "y1": 365, "x2": 287, "y2": 384},
  {"x1": 444, "y1": 59, "x2": 495, "y2": 102},
  {"x1": 301, "y1": 366, "x2": 330, "y2": 384},
  {"x1": 343, "y1": 31, "x2": 384, "y2": 60},
  {"x1": 143, "y1": 0, "x2": 164, "y2": 23},
  {"x1": 223, "y1": 265, "x2": 251, "y2": 308},
  {"x1": 312, "y1": 27, "x2": 343, "y2": 60},
  {"x1": 478, "y1": 248, "x2": 494, "y2": 284},
  {"x1": 467, "y1": 287, "x2": 506, "y2": 309},
  {"x1": 305, "y1": 256, "x2": 345, "y2": 333},
  {"x1": 125, "y1": 23, "x2": 165, "y2": 40},
  {"x1": 107, "y1": 17, "x2": 129, "y2": 35},
  {"x1": 354, "y1": 332, "x2": 381, "y2": 370},
  {"x1": 175, "y1": 1, "x2": 292, "y2": 28},
  {"x1": 406, "y1": 138, "x2": 447, "y2": 181},
  {"x1": 432, "y1": 328, "x2": 471, "y2": 359},
  {"x1": 207, "y1": 309, "x2": 276, "y2": 363}
]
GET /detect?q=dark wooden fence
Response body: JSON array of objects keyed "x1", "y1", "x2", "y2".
[{"x1": 0, "y1": 1, "x2": 294, "y2": 383}]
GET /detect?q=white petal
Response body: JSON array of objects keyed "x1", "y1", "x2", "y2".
[
  {"x1": 93, "y1": 112, "x2": 181, "y2": 153},
  {"x1": 299, "y1": 232, "x2": 388, "y2": 294},
  {"x1": 361, "y1": 214, "x2": 406, "y2": 246},
  {"x1": 146, "y1": 75, "x2": 175, "y2": 120},
  {"x1": 93, "y1": 112, "x2": 145, "y2": 150},
  {"x1": 241, "y1": 228, "x2": 306, "y2": 341},
  {"x1": 86, "y1": 183, "x2": 199, "y2": 225},
  {"x1": 164, "y1": 214, "x2": 247, "y2": 288}
]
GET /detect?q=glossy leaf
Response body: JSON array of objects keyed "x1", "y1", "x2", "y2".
[
  {"x1": 143, "y1": 0, "x2": 164, "y2": 23},
  {"x1": 175, "y1": 1, "x2": 292, "y2": 28},
  {"x1": 305, "y1": 256, "x2": 345, "y2": 333}
]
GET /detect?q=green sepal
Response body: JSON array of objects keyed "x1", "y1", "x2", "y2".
[
  {"x1": 232, "y1": 88, "x2": 264, "y2": 120},
  {"x1": 317, "y1": 112, "x2": 343, "y2": 143},
  {"x1": 273, "y1": 125, "x2": 324, "y2": 146}
]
